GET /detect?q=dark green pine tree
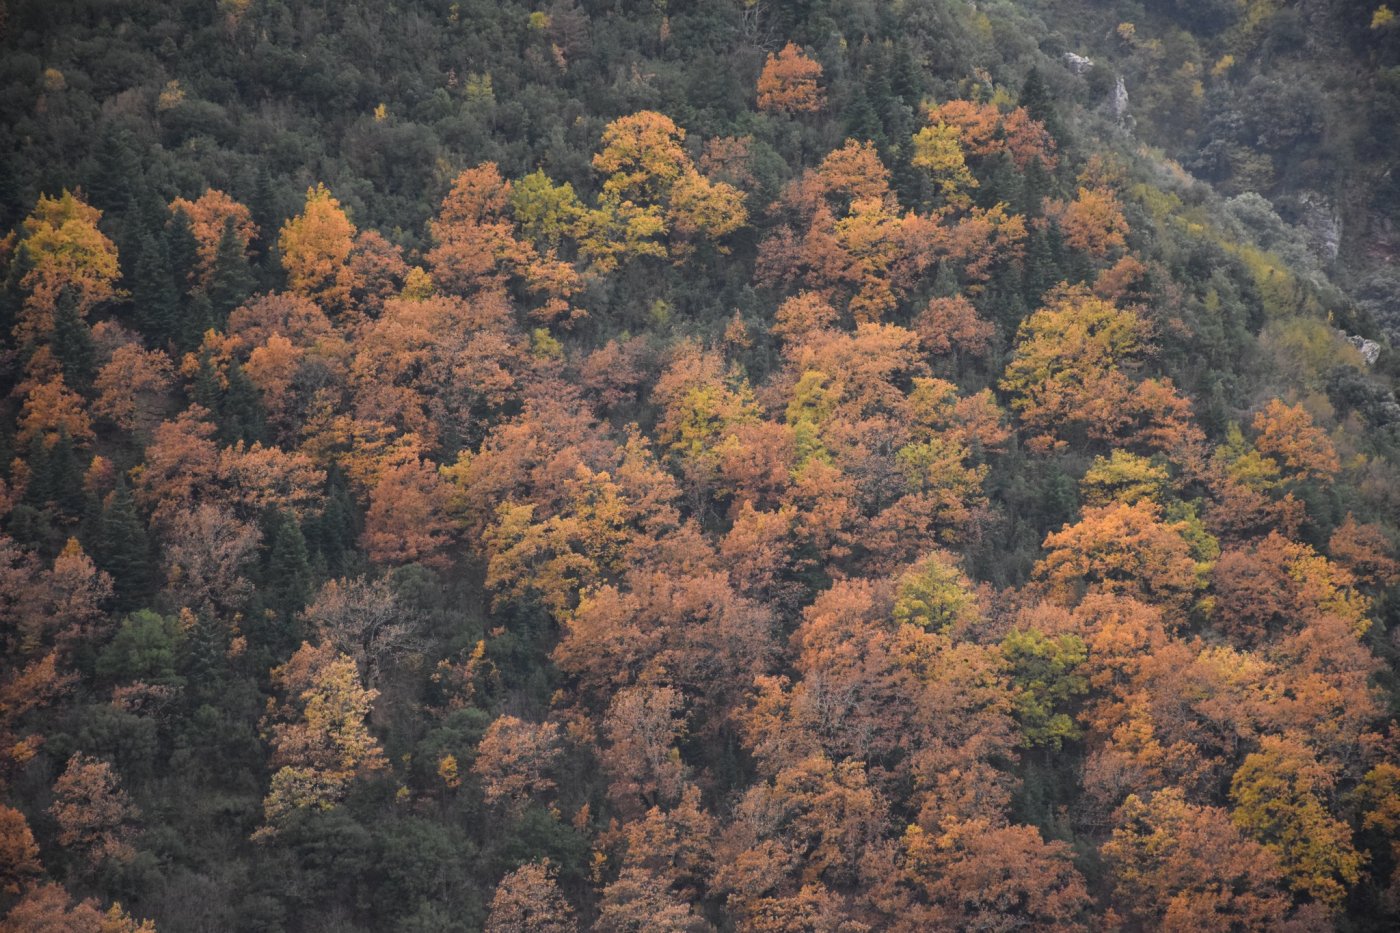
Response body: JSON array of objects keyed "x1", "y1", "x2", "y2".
[
  {"x1": 221, "y1": 358, "x2": 266, "y2": 445},
  {"x1": 931, "y1": 261, "x2": 960, "y2": 299},
  {"x1": 180, "y1": 609, "x2": 231, "y2": 704},
  {"x1": 191, "y1": 351, "x2": 224, "y2": 415},
  {"x1": 976, "y1": 151, "x2": 1020, "y2": 211},
  {"x1": 1019, "y1": 67, "x2": 1065, "y2": 146},
  {"x1": 206, "y1": 216, "x2": 256, "y2": 323},
  {"x1": 167, "y1": 205, "x2": 201, "y2": 296},
  {"x1": 25, "y1": 431, "x2": 85, "y2": 517},
  {"x1": 16, "y1": 432, "x2": 85, "y2": 555},
  {"x1": 0, "y1": 150, "x2": 22, "y2": 233},
  {"x1": 842, "y1": 79, "x2": 884, "y2": 151},
  {"x1": 87, "y1": 126, "x2": 143, "y2": 216},
  {"x1": 261, "y1": 509, "x2": 313, "y2": 620},
  {"x1": 167, "y1": 206, "x2": 209, "y2": 350},
  {"x1": 93, "y1": 476, "x2": 157, "y2": 611},
  {"x1": 180, "y1": 292, "x2": 214, "y2": 354},
  {"x1": 1017, "y1": 156, "x2": 1053, "y2": 220},
  {"x1": 0, "y1": 240, "x2": 34, "y2": 341},
  {"x1": 130, "y1": 231, "x2": 182, "y2": 347},
  {"x1": 1022, "y1": 224, "x2": 1063, "y2": 307},
  {"x1": 306, "y1": 467, "x2": 360, "y2": 579},
  {"x1": 51, "y1": 286, "x2": 97, "y2": 390}
]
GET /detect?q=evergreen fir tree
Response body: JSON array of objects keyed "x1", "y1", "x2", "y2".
[
  {"x1": 130, "y1": 231, "x2": 181, "y2": 347},
  {"x1": 207, "y1": 215, "x2": 255, "y2": 322},
  {"x1": 180, "y1": 292, "x2": 214, "y2": 354},
  {"x1": 0, "y1": 240, "x2": 33, "y2": 343},
  {"x1": 261, "y1": 509, "x2": 312, "y2": 619},
  {"x1": 87, "y1": 126, "x2": 143, "y2": 215},
  {"x1": 843, "y1": 80, "x2": 884, "y2": 150},
  {"x1": 191, "y1": 351, "x2": 223, "y2": 415},
  {"x1": 52, "y1": 286, "x2": 96, "y2": 390},
  {"x1": 1023, "y1": 225, "x2": 1063, "y2": 307},
  {"x1": 167, "y1": 205, "x2": 200, "y2": 292},
  {"x1": 1020, "y1": 67, "x2": 1064, "y2": 144},
  {"x1": 307, "y1": 468, "x2": 360, "y2": 579},
  {"x1": 25, "y1": 431, "x2": 85, "y2": 518},
  {"x1": 94, "y1": 476, "x2": 157, "y2": 611},
  {"x1": 221, "y1": 358, "x2": 266, "y2": 445},
  {"x1": 0, "y1": 152, "x2": 21, "y2": 232}
]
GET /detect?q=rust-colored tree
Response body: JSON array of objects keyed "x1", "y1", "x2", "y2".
[{"x1": 757, "y1": 43, "x2": 825, "y2": 114}]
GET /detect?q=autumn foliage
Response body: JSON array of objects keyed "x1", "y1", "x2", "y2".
[{"x1": 0, "y1": 21, "x2": 1396, "y2": 932}]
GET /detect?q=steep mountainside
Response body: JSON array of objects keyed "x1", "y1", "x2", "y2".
[{"x1": 1, "y1": 1, "x2": 1399, "y2": 931}]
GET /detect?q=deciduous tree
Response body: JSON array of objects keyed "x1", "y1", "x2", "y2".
[{"x1": 757, "y1": 43, "x2": 825, "y2": 114}]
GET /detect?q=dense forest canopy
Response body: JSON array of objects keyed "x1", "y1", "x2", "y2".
[{"x1": 1, "y1": 0, "x2": 1400, "y2": 930}]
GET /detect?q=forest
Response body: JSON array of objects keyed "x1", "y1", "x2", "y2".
[{"x1": 2, "y1": 0, "x2": 1400, "y2": 930}]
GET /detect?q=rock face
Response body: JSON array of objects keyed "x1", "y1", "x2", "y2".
[
  {"x1": 1113, "y1": 76, "x2": 1129, "y2": 124},
  {"x1": 1063, "y1": 52, "x2": 1094, "y2": 75},
  {"x1": 1345, "y1": 333, "x2": 1382, "y2": 365},
  {"x1": 1297, "y1": 191, "x2": 1342, "y2": 263}
]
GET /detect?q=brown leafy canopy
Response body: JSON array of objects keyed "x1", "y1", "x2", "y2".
[
  {"x1": 49, "y1": 754, "x2": 139, "y2": 866},
  {"x1": 1104, "y1": 787, "x2": 1295, "y2": 932},
  {"x1": 757, "y1": 43, "x2": 825, "y2": 114},
  {"x1": 486, "y1": 861, "x2": 578, "y2": 933}
]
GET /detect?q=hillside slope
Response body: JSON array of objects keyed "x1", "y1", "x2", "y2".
[{"x1": 1, "y1": 1, "x2": 1399, "y2": 930}]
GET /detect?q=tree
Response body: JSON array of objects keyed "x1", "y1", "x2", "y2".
[
  {"x1": 472, "y1": 715, "x2": 564, "y2": 810},
  {"x1": 92, "y1": 344, "x2": 175, "y2": 436},
  {"x1": 1211, "y1": 531, "x2": 1368, "y2": 644},
  {"x1": 1080, "y1": 450, "x2": 1170, "y2": 507},
  {"x1": 0, "y1": 804, "x2": 41, "y2": 895},
  {"x1": 360, "y1": 452, "x2": 454, "y2": 569},
  {"x1": 1045, "y1": 186, "x2": 1130, "y2": 259},
  {"x1": 1001, "y1": 628, "x2": 1088, "y2": 749},
  {"x1": 891, "y1": 552, "x2": 980, "y2": 633},
  {"x1": 16, "y1": 374, "x2": 94, "y2": 447},
  {"x1": 911, "y1": 122, "x2": 978, "y2": 206},
  {"x1": 261, "y1": 509, "x2": 313, "y2": 619},
  {"x1": 127, "y1": 231, "x2": 181, "y2": 347},
  {"x1": 96, "y1": 610, "x2": 181, "y2": 685},
  {"x1": 51, "y1": 286, "x2": 96, "y2": 388},
  {"x1": 92, "y1": 476, "x2": 156, "y2": 607},
  {"x1": 912, "y1": 295, "x2": 993, "y2": 358},
  {"x1": 593, "y1": 111, "x2": 689, "y2": 203},
  {"x1": 486, "y1": 861, "x2": 578, "y2": 933},
  {"x1": 1229, "y1": 734, "x2": 1363, "y2": 906},
  {"x1": 302, "y1": 576, "x2": 411, "y2": 687},
  {"x1": 596, "y1": 866, "x2": 708, "y2": 932},
  {"x1": 510, "y1": 170, "x2": 586, "y2": 249},
  {"x1": 14, "y1": 191, "x2": 120, "y2": 341},
  {"x1": 259, "y1": 642, "x2": 387, "y2": 836},
  {"x1": 167, "y1": 189, "x2": 256, "y2": 290},
  {"x1": 1001, "y1": 287, "x2": 1155, "y2": 453},
  {"x1": 586, "y1": 112, "x2": 747, "y2": 266},
  {"x1": 1329, "y1": 513, "x2": 1399, "y2": 587},
  {"x1": 1103, "y1": 788, "x2": 1294, "y2": 932},
  {"x1": 757, "y1": 43, "x2": 825, "y2": 114},
  {"x1": 603, "y1": 685, "x2": 687, "y2": 817},
  {"x1": 888, "y1": 819, "x2": 1091, "y2": 931},
  {"x1": 279, "y1": 184, "x2": 358, "y2": 314},
  {"x1": 0, "y1": 884, "x2": 155, "y2": 933},
  {"x1": 426, "y1": 164, "x2": 531, "y2": 294},
  {"x1": 206, "y1": 215, "x2": 256, "y2": 319},
  {"x1": 41, "y1": 537, "x2": 114, "y2": 655},
  {"x1": 161, "y1": 504, "x2": 260, "y2": 615},
  {"x1": 925, "y1": 99, "x2": 1057, "y2": 170},
  {"x1": 49, "y1": 753, "x2": 139, "y2": 866},
  {"x1": 1251, "y1": 399, "x2": 1340, "y2": 483},
  {"x1": 1037, "y1": 500, "x2": 1204, "y2": 614}
]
